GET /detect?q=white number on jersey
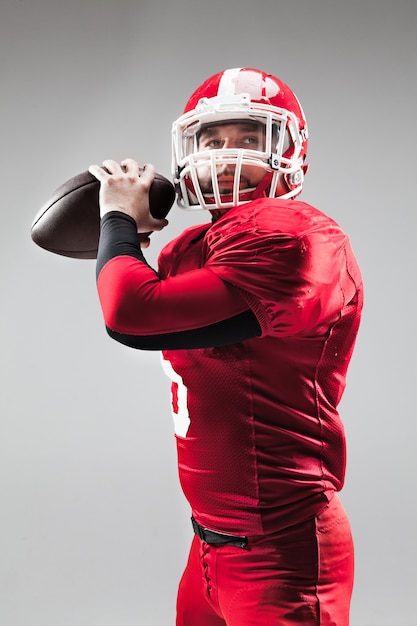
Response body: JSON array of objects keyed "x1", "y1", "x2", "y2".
[{"x1": 161, "y1": 356, "x2": 191, "y2": 437}]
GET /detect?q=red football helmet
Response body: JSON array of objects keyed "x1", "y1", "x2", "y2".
[{"x1": 172, "y1": 67, "x2": 309, "y2": 210}]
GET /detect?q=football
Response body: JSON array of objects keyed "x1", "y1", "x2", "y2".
[{"x1": 31, "y1": 169, "x2": 176, "y2": 259}]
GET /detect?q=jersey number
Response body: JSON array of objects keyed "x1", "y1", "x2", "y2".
[{"x1": 161, "y1": 356, "x2": 191, "y2": 437}]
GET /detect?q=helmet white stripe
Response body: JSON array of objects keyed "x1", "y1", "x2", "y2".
[{"x1": 217, "y1": 67, "x2": 242, "y2": 96}]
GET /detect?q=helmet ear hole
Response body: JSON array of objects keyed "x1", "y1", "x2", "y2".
[{"x1": 285, "y1": 169, "x2": 304, "y2": 191}]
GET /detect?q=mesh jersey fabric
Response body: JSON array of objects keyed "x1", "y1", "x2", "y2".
[{"x1": 157, "y1": 198, "x2": 363, "y2": 535}]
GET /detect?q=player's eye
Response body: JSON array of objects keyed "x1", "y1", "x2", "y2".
[
  {"x1": 198, "y1": 135, "x2": 222, "y2": 149},
  {"x1": 207, "y1": 138, "x2": 223, "y2": 149},
  {"x1": 242, "y1": 136, "x2": 261, "y2": 147}
]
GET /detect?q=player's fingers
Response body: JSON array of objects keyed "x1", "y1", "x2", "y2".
[
  {"x1": 102, "y1": 159, "x2": 123, "y2": 174},
  {"x1": 139, "y1": 162, "x2": 155, "y2": 186},
  {"x1": 120, "y1": 157, "x2": 140, "y2": 174},
  {"x1": 139, "y1": 236, "x2": 151, "y2": 249},
  {"x1": 148, "y1": 217, "x2": 169, "y2": 232},
  {"x1": 88, "y1": 163, "x2": 108, "y2": 181}
]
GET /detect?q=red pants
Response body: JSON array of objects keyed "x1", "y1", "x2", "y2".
[{"x1": 176, "y1": 495, "x2": 354, "y2": 626}]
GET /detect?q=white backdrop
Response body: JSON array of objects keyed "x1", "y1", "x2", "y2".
[{"x1": 1, "y1": 1, "x2": 416, "y2": 624}]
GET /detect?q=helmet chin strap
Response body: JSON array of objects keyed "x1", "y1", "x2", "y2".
[{"x1": 249, "y1": 170, "x2": 275, "y2": 200}]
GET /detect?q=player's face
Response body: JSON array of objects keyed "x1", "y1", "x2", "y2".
[{"x1": 196, "y1": 122, "x2": 267, "y2": 194}]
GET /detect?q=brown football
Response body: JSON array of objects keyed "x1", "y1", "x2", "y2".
[{"x1": 31, "y1": 169, "x2": 176, "y2": 259}]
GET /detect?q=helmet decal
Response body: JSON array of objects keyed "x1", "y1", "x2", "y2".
[{"x1": 218, "y1": 68, "x2": 281, "y2": 102}]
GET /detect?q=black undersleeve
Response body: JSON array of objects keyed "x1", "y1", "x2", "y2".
[{"x1": 105, "y1": 308, "x2": 261, "y2": 351}]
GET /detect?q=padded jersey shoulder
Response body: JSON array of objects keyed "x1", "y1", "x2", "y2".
[
  {"x1": 205, "y1": 197, "x2": 344, "y2": 247},
  {"x1": 201, "y1": 198, "x2": 358, "y2": 337}
]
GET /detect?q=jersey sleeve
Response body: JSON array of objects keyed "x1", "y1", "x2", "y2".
[
  {"x1": 95, "y1": 212, "x2": 261, "y2": 349},
  {"x1": 204, "y1": 200, "x2": 357, "y2": 337}
]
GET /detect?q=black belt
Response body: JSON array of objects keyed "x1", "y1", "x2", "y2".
[{"x1": 191, "y1": 517, "x2": 248, "y2": 548}]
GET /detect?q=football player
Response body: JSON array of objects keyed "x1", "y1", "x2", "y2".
[{"x1": 89, "y1": 67, "x2": 363, "y2": 626}]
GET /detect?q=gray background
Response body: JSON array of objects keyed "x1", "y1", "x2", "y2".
[{"x1": 1, "y1": 0, "x2": 416, "y2": 624}]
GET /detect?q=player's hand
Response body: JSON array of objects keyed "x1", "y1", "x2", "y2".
[{"x1": 88, "y1": 158, "x2": 168, "y2": 236}]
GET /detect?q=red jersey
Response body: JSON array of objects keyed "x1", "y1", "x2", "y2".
[{"x1": 157, "y1": 198, "x2": 363, "y2": 535}]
